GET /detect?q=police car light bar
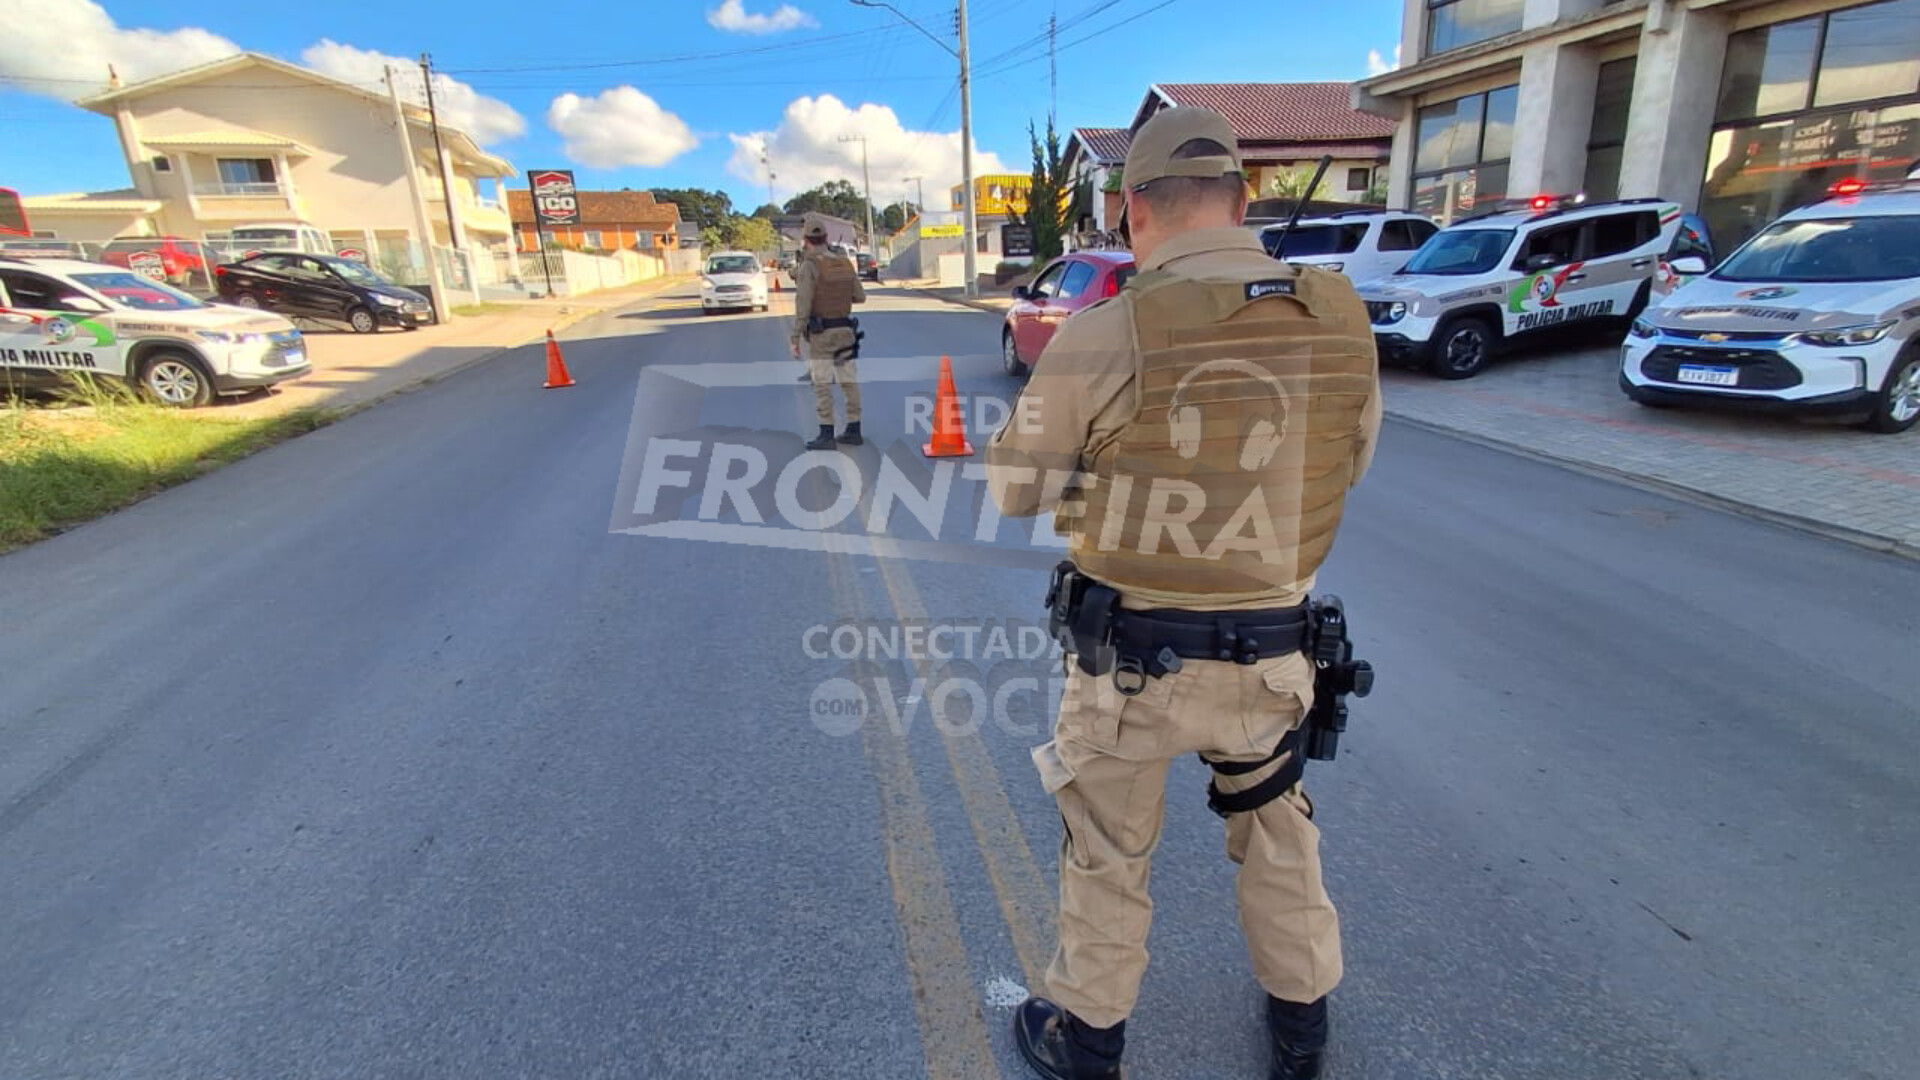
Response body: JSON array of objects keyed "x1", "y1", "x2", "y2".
[{"x1": 1829, "y1": 176, "x2": 1869, "y2": 197}]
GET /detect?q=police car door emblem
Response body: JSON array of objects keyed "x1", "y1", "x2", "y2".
[{"x1": 43, "y1": 317, "x2": 75, "y2": 345}]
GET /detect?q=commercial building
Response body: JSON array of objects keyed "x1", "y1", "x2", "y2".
[
  {"x1": 1354, "y1": 0, "x2": 1920, "y2": 247},
  {"x1": 507, "y1": 189, "x2": 684, "y2": 254}
]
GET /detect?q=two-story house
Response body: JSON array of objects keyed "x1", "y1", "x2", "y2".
[
  {"x1": 1130, "y1": 84, "x2": 1397, "y2": 204},
  {"x1": 1353, "y1": 0, "x2": 1920, "y2": 243},
  {"x1": 34, "y1": 52, "x2": 517, "y2": 284}
]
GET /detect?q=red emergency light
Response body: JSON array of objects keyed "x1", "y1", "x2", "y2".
[
  {"x1": 1530, "y1": 194, "x2": 1555, "y2": 211},
  {"x1": 1829, "y1": 176, "x2": 1868, "y2": 196}
]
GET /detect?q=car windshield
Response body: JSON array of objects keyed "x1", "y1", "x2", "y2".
[
  {"x1": 707, "y1": 256, "x2": 759, "y2": 275},
  {"x1": 1267, "y1": 224, "x2": 1365, "y2": 258},
  {"x1": 323, "y1": 258, "x2": 388, "y2": 286},
  {"x1": 1398, "y1": 229, "x2": 1515, "y2": 276},
  {"x1": 1714, "y1": 215, "x2": 1920, "y2": 283},
  {"x1": 71, "y1": 272, "x2": 207, "y2": 311}
]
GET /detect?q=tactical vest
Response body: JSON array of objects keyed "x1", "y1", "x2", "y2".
[
  {"x1": 1069, "y1": 265, "x2": 1376, "y2": 600},
  {"x1": 806, "y1": 249, "x2": 857, "y2": 319}
]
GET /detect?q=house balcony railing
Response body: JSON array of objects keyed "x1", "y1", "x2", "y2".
[{"x1": 194, "y1": 181, "x2": 289, "y2": 197}]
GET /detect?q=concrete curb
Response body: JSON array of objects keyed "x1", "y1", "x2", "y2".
[
  {"x1": 902, "y1": 285, "x2": 1009, "y2": 317},
  {"x1": 324, "y1": 278, "x2": 685, "y2": 420},
  {"x1": 1386, "y1": 411, "x2": 1920, "y2": 562}
]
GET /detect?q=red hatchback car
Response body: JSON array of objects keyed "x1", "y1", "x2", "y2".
[{"x1": 1001, "y1": 250, "x2": 1135, "y2": 375}]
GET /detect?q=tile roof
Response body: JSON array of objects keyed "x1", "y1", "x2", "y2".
[
  {"x1": 508, "y1": 189, "x2": 683, "y2": 228},
  {"x1": 1240, "y1": 142, "x2": 1392, "y2": 161},
  {"x1": 1149, "y1": 83, "x2": 1397, "y2": 142},
  {"x1": 1072, "y1": 127, "x2": 1132, "y2": 164}
]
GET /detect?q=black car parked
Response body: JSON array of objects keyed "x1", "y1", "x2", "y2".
[{"x1": 214, "y1": 251, "x2": 432, "y2": 332}]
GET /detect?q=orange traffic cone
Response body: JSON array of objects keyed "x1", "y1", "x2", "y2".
[
  {"x1": 922, "y1": 355, "x2": 975, "y2": 458},
  {"x1": 543, "y1": 329, "x2": 575, "y2": 389}
]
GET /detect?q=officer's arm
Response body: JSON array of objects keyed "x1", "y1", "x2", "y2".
[
  {"x1": 985, "y1": 314, "x2": 1110, "y2": 518},
  {"x1": 850, "y1": 275, "x2": 866, "y2": 304},
  {"x1": 790, "y1": 260, "x2": 816, "y2": 342},
  {"x1": 1350, "y1": 337, "x2": 1384, "y2": 484}
]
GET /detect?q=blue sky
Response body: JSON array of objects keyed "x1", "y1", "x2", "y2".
[{"x1": 0, "y1": 0, "x2": 1402, "y2": 210}]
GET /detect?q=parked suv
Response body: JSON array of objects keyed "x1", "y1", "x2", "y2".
[
  {"x1": 215, "y1": 252, "x2": 432, "y2": 332},
  {"x1": 1357, "y1": 196, "x2": 1688, "y2": 378},
  {"x1": 0, "y1": 257, "x2": 307, "y2": 406},
  {"x1": 98, "y1": 236, "x2": 211, "y2": 291},
  {"x1": 1260, "y1": 210, "x2": 1438, "y2": 284},
  {"x1": 1621, "y1": 180, "x2": 1920, "y2": 433}
]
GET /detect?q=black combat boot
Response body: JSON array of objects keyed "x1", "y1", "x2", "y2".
[
  {"x1": 836, "y1": 421, "x2": 863, "y2": 446},
  {"x1": 1013, "y1": 997, "x2": 1125, "y2": 1080},
  {"x1": 804, "y1": 424, "x2": 837, "y2": 451},
  {"x1": 1268, "y1": 996, "x2": 1328, "y2": 1080}
]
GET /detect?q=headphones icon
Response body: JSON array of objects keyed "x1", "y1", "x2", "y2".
[{"x1": 1167, "y1": 358, "x2": 1291, "y2": 471}]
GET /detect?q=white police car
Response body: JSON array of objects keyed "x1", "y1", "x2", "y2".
[
  {"x1": 1259, "y1": 210, "x2": 1439, "y2": 285},
  {"x1": 1358, "y1": 196, "x2": 1688, "y2": 378},
  {"x1": 1621, "y1": 180, "x2": 1920, "y2": 434},
  {"x1": 0, "y1": 257, "x2": 307, "y2": 406}
]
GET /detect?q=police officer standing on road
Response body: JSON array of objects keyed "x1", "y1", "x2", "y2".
[
  {"x1": 791, "y1": 215, "x2": 867, "y2": 450},
  {"x1": 986, "y1": 106, "x2": 1382, "y2": 1080}
]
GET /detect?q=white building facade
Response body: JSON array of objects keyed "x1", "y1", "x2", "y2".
[{"x1": 1355, "y1": 0, "x2": 1920, "y2": 248}]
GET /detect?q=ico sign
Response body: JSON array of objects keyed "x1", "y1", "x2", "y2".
[{"x1": 530, "y1": 169, "x2": 581, "y2": 227}]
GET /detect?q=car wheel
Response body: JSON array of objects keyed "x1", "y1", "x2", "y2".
[
  {"x1": 1428, "y1": 316, "x2": 1495, "y2": 379},
  {"x1": 233, "y1": 292, "x2": 260, "y2": 309},
  {"x1": 1860, "y1": 350, "x2": 1920, "y2": 434},
  {"x1": 139, "y1": 351, "x2": 214, "y2": 407},
  {"x1": 1002, "y1": 329, "x2": 1029, "y2": 377},
  {"x1": 347, "y1": 306, "x2": 378, "y2": 334}
]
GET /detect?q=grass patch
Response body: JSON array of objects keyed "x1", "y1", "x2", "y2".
[
  {"x1": 452, "y1": 302, "x2": 522, "y2": 317},
  {"x1": 0, "y1": 383, "x2": 331, "y2": 552}
]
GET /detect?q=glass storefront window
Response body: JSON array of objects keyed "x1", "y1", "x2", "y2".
[
  {"x1": 1480, "y1": 86, "x2": 1519, "y2": 163},
  {"x1": 1411, "y1": 163, "x2": 1510, "y2": 222},
  {"x1": 1812, "y1": 0, "x2": 1920, "y2": 108},
  {"x1": 1716, "y1": 16, "x2": 1821, "y2": 122},
  {"x1": 1426, "y1": 0, "x2": 1525, "y2": 55},
  {"x1": 1416, "y1": 94, "x2": 1486, "y2": 173},
  {"x1": 1701, "y1": 103, "x2": 1920, "y2": 251}
]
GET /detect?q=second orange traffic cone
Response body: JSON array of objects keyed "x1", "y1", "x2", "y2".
[
  {"x1": 543, "y1": 329, "x2": 575, "y2": 389},
  {"x1": 922, "y1": 355, "x2": 974, "y2": 458}
]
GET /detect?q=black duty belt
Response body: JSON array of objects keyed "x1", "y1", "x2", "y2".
[
  {"x1": 1110, "y1": 603, "x2": 1312, "y2": 666},
  {"x1": 815, "y1": 316, "x2": 857, "y2": 329}
]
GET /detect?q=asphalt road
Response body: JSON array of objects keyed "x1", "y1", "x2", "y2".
[{"x1": 1, "y1": 283, "x2": 1914, "y2": 1080}]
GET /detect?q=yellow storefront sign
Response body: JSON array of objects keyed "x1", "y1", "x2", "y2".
[{"x1": 920, "y1": 224, "x2": 964, "y2": 238}]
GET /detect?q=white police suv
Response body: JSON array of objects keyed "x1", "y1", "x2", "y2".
[
  {"x1": 1358, "y1": 196, "x2": 1688, "y2": 378},
  {"x1": 0, "y1": 257, "x2": 308, "y2": 407},
  {"x1": 1621, "y1": 180, "x2": 1920, "y2": 434},
  {"x1": 1259, "y1": 210, "x2": 1439, "y2": 285}
]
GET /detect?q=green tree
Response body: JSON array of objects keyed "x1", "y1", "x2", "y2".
[
  {"x1": 1266, "y1": 168, "x2": 1317, "y2": 200},
  {"x1": 1012, "y1": 117, "x2": 1071, "y2": 262},
  {"x1": 782, "y1": 179, "x2": 870, "y2": 224},
  {"x1": 751, "y1": 202, "x2": 781, "y2": 219},
  {"x1": 879, "y1": 201, "x2": 915, "y2": 233},
  {"x1": 731, "y1": 215, "x2": 779, "y2": 254},
  {"x1": 651, "y1": 188, "x2": 735, "y2": 232}
]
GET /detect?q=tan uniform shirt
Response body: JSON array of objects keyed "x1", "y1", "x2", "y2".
[
  {"x1": 985, "y1": 228, "x2": 1383, "y2": 610},
  {"x1": 790, "y1": 248, "x2": 866, "y2": 344}
]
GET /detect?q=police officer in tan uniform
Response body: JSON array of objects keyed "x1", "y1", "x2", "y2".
[
  {"x1": 986, "y1": 106, "x2": 1382, "y2": 1080},
  {"x1": 790, "y1": 216, "x2": 866, "y2": 450}
]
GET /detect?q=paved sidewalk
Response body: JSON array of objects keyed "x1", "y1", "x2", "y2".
[
  {"x1": 901, "y1": 280, "x2": 1016, "y2": 314},
  {"x1": 1382, "y1": 343, "x2": 1920, "y2": 556},
  {"x1": 218, "y1": 276, "x2": 691, "y2": 419}
]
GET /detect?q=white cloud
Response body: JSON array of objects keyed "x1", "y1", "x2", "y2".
[
  {"x1": 547, "y1": 87, "x2": 699, "y2": 169},
  {"x1": 729, "y1": 95, "x2": 1010, "y2": 207},
  {"x1": 707, "y1": 0, "x2": 817, "y2": 34},
  {"x1": 1366, "y1": 44, "x2": 1402, "y2": 77},
  {"x1": 0, "y1": 0, "x2": 240, "y2": 99},
  {"x1": 301, "y1": 40, "x2": 526, "y2": 145}
]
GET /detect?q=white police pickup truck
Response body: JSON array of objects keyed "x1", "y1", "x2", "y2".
[
  {"x1": 1358, "y1": 196, "x2": 1688, "y2": 378},
  {"x1": 1621, "y1": 180, "x2": 1920, "y2": 434},
  {"x1": 0, "y1": 257, "x2": 308, "y2": 406}
]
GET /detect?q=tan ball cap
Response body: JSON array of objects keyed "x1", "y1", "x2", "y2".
[
  {"x1": 1124, "y1": 106, "x2": 1243, "y2": 191},
  {"x1": 803, "y1": 216, "x2": 829, "y2": 240}
]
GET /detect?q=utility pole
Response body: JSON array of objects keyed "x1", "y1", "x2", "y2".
[
  {"x1": 848, "y1": 0, "x2": 976, "y2": 296},
  {"x1": 957, "y1": 0, "x2": 978, "y2": 297},
  {"x1": 385, "y1": 66, "x2": 450, "y2": 324},
  {"x1": 418, "y1": 54, "x2": 460, "y2": 252},
  {"x1": 903, "y1": 175, "x2": 924, "y2": 216},
  {"x1": 760, "y1": 148, "x2": 777, "y2": 213},
  {"x1": 838, "y1": 133, "x2": 875, "y2": 253}
]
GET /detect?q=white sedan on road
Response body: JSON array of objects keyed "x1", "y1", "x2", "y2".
[{"x1": 700, "y1": 251, "x2": 769, "y2": 314}]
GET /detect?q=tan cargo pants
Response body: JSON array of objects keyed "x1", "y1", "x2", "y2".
[
  {"x1": 805, "y1": 327, "x2": 861, "y2": 425},
  {"x1": 1032, "y1": 649, "x2": 1342, "y2": 1029}
]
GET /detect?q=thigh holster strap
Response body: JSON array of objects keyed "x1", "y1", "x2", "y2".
[{"x1": 1204, "y1": 727, "x2": 1305, "y2": 818}]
